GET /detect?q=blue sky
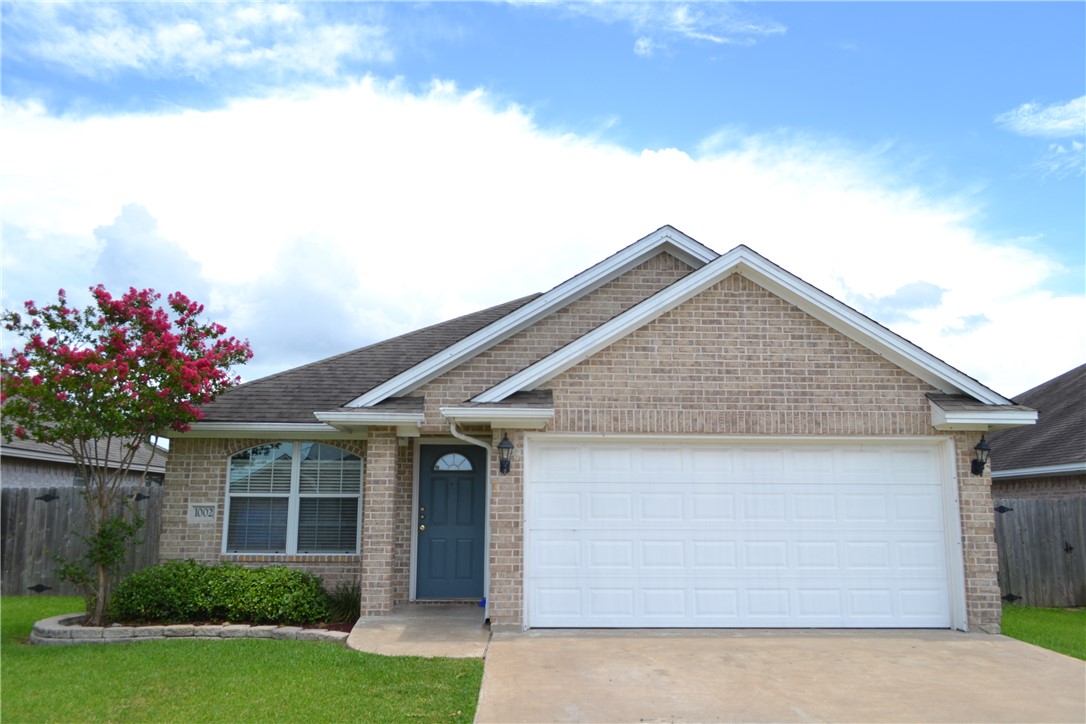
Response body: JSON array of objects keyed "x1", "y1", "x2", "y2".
[{"x1": 2, "y1": 2, "x2": 1083, "y2": 395}]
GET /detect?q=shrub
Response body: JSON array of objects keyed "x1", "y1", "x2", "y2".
[
  {"x1": 326, "y1": 579, "x2": 362, "y2": 623},
  {"x1": 110, "y1": 561, "x2": 330, "y2": 625}
]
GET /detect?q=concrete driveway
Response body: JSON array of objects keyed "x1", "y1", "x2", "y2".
[{"x1": 475, "y1": 629, "x2": 1086, "y2": 723}]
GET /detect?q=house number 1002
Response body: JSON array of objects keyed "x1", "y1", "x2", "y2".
[{"x1": 187, "y1": 503, "x2": 217, "y2": 524}]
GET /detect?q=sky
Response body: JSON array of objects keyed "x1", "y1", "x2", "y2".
[{"x1": 2, "y1": 1, "x2": 1083, "y2": 398}]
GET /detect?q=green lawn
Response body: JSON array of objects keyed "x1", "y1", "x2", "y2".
[
  {"x1": 1, "y1": 596, "x2": 483, "y2": 723},
  {"x1": 1001, "y1": 605, "x2": 1086, "y2": 661}
]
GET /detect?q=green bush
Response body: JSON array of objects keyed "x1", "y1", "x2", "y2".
[
  {"x1": 327, "y1": 579, "x2": 362, "y2": 623},
  {"x1": 110, "y1": 561, "x2": 330, "y2": 625}
]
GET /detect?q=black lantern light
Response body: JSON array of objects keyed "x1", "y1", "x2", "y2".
[
  {"x1": 497, "y1": 433, "x2": 514, "y2": 475},
  {"x1": 971, "y1": 435, "x2": 991, "y2": 475}
]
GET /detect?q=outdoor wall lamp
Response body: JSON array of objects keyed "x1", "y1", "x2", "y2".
[
  {"x1": 971, "y1": 435, "x2": 991, "y2": 475},
  {"x1": 497, "y1": 433, "x2": 514, "y2": 475}
]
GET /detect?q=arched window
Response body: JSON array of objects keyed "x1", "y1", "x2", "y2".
[
  {"x1": 225, "y1": 442, "x2": 362, "y2": 554},
  {"x1": 433, "y1": 452, "x2": 473, "y2": 471}
]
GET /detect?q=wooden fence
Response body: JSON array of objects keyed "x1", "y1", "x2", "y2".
[
  {"x1": 1, "y1": 485, "x2": 164, "y2": 596},
  {"x1": 993, "y1": 495, "x2": 1086, "y2": 607}
]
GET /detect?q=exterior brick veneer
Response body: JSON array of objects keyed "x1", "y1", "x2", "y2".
[
  {"x1": 360, "y1": 428, "x2": 397, "y2": 615},
  {"x1": 161, "y1": 255, "x2": 1004, "y2": 632}
]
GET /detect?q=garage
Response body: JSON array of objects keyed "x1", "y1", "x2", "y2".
[{"x1": 526, "y1": 438, "x2": 956, "y2": 628}]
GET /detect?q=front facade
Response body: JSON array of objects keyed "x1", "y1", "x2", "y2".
[{"x1": 160, "y1": 227, "x2": 1035, "y2": 632}]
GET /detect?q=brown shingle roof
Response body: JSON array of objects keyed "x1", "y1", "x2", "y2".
[
  {"x1": 989, "y1": 363, "x2": 1086, "y2": 472},
  {"x1": 198, "y1": 294, "x2": 541, "y2": 424}
]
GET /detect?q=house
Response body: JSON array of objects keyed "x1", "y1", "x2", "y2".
[
  {"x1": 988, "y1": 363, "x2": 1085, "y2": 606},
  {"x1": 1, "y1": 438, "x2": 166, "y2": 487},
  {"x1": 159, "y1": 226, "x2": 1037, "y2": 632}
]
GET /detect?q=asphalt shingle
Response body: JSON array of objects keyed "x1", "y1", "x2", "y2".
[
  {"x1": 198, "y1": 293, "x2": 541, "y2": 423},
  {"x1": 989, "y1": 363, "x2": 1086, "y2": 472}
]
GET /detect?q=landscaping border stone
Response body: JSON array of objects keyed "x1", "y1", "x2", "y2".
[{"x1": 30, "y1": 614, "x2": 349, "y2": 646}]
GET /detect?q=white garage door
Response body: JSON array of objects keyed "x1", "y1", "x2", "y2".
[{"x1": 526, "y1": 440, "x2": 952, "y2": 628}]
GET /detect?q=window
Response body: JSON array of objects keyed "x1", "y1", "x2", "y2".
[
  {"x1": 224, "y1": 442, "x2": 362, "y2": 554},
  {"x1": 433, "y1": 452, "x2": 473, "y2": 471}
]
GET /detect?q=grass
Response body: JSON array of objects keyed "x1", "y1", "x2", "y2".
[
  {"x1": 1001, "y1": 605, "x2": 1086, "y2": 661},
  {"x1": 1, "y1": 596, "x2": 483, "y2": 723}
]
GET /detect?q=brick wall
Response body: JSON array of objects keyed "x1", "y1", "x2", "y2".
[
  {"x1": 160, "y1": 437, "x2": 365, "y2": 591},
  {"x1": 548, "y1": 273, "x2": 935, "y2": 435},
  {"x1": 953, "y1": 431, "x2": 1002, "y2": 632},
  {"x1": 360, "y1": 428, "x2": 396, "y2": 615},
  {"x1": 992, "y1": 474, "x2": 1086, "y2": 499},
  {"x1": 487, "y1": 428, "x2": 524, "y2": 629}
]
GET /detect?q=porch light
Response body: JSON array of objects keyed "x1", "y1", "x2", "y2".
[
  {"x1": 971, "y1": 435, "x2": 991, "y2": 475},
  {"x1": 497, "y1": 433, "x2": 514, "y2": 475}
]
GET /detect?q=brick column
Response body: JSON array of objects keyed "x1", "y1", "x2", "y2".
[
  {"x1": 360, "y1": 427, "x2": 397, "y2": 616},
  {"x1": 955, "y1": 431, "x2": 1002, "y2": 633},
  {"x1": 487, "y1": 429, "x2": 525, "y2": 631}
]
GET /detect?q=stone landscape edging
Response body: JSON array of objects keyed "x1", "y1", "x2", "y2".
[{"x1": 30, "y1": 613, "x2": 350, "y2": 646}]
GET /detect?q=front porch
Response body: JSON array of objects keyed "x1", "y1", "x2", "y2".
[{"x1": 347, "y1": 603, "x2": 491, "y2": 658}]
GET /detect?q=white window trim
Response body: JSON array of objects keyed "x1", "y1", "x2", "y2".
[{"x1": 221, "y1": 441, "x2": 364, "y2": 555}]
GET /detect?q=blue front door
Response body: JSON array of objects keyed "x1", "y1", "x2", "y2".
[{"x1": 416, "y1": 445, "x2": 486, "y2": 599}]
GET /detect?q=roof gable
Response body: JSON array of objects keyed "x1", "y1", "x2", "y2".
[
  {"x1": 345, "y1": 225, "x2": 716, "y2": 408},
  {"x1": 473, "y1": 244, "x2": 1014, "y2": 407}
]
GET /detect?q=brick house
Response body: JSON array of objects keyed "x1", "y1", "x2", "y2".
[{"x1": 159, "y1": 226, "x2": 1036, "y2": 632}]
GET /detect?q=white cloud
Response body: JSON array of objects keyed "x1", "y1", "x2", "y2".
[
  {"x1": 995, "y1": 96, "x2": 1086, "y2": 138},
  {"x1": 633, "y1": 37, "x2": 659, "y2": 58},
  {"x1": 550, "y1": 1, "x2": 785, "y2": 52},
  {"x1": 2, "y1": 2, "x2": 392, "y2": 80},
  {"x1": 2, "y1": 79, "x2": 1081, "y2": 394},
  {"x1": 1035, "y1": 140, "x2": 1086, "y2": 179}
]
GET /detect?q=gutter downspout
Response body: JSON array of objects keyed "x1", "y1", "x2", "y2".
[{"x1": 447, "y1": 420, "x2": 492, "y2": 620}]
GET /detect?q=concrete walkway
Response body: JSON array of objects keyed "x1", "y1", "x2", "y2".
[
  {"x1": 346, "y1": 605, "x2": 491, "y2": 658},
  {"x1": 475, "y1": 629, "x2": 1086, "y2": 723}
]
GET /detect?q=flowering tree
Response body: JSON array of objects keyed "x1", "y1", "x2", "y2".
[{"x1": 1, "y1": 286, "x2": 251, "y2": 624}]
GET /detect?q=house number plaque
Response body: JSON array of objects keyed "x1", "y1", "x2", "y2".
[{"x1": 187, "y1": 503, "x2": 217, "y2": 524}]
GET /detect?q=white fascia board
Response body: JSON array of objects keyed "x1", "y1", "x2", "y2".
[
  {"x1": 440, "y1": 406, "x2": 555, "y2": 429},
  {"x1": 174, "y1": 422, "x2": 352, "y2": 439},
  {"x1": 346, "y1": 227, "x2": 718, "y2": 408},
  {"x1": 315, "y1": 411, "x2": 424, "y2": 436},
  {"x1": 475, "y1": 246, "x2": 1017, "y2": 405},
  {"x1": 929, "y1": 402, "x2": 1039, "y2": 431},
  {"x1": 314, "y1": 411, "x2": 424, "y2": 426},
  {"x1": 992, "y1": 462, "x2": 1086, "y2": 480}
]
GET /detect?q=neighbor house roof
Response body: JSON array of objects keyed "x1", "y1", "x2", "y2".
[
  {"x1": 989, "y1": 363, "x2": 1086, "y2": 479},
  {"x1": 1, "y1": 437, "x2": 167, "y2": 474}
]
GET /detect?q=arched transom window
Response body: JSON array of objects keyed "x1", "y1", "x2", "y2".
[{"x1": 433, "y1": 452, "x2": 473, "y2": 471}]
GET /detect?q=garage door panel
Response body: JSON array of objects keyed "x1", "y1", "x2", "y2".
[
  {"x1": 529, "y1": 578, "x2": 951, "y2": 627},
  {"x1": 533, "y1": 483, "x2": 939, "y2": 531},
  {"x1": 527, "y1": 440, "x2": 952, "y2": 628},
  {"x1": 532, "y1": 531, "x2": 946, "y2": 579}
]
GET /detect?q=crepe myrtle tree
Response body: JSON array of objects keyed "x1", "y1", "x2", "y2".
[{"x1": 1, "y1": 285, "x2": 251, "y2": 624}]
